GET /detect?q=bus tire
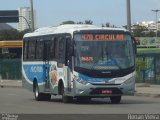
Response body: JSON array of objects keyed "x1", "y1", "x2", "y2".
[
  {"x1": 34, "y1": 82, "x2": 51, "y2": 101},
  {"x1": 34, "y1": 82, "x2": 42, "y2": 101},
  {"x1": 62, "y1": 95, "x2": 73, "y2": 103},
  {"x1": 110, "y1": 96, "x2": 121, "y2": 104},
  {"x1": 42, "y1": 93, "x2": 51, "y2": 101},
  {"x1": 61, "y1": 83, "x2": 73, "y2": 103},
  {"x1": 76, "y1": 97, "x2": 91, "y2": 103}
]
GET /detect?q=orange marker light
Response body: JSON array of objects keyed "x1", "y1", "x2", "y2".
[{"x1": 81, "y1": 57, "x2": 94, "y2": 62}]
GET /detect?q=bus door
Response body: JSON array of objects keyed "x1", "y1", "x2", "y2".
[
  {"x1": 64, "y1": 35, "x2": 73, "y2": 92},
  {"x1": 43, "y1": 40, "x2": 51, "y2": 89}
]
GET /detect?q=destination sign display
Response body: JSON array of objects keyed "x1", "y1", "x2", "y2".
[{"x1": 81, "y1": 34, "x2": 124, "y2": 40}]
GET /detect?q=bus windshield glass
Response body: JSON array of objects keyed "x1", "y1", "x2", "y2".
[{"x1": 74, "y1": 33, "x2": 134, "y2": 71}]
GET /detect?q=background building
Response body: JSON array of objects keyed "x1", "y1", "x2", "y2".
[
  {"x1": 18, "y1": 7, "x2": 37, "y2": 31},
  {"x1": 132, "y1": 19, "x2": 160, "y2": 32}
]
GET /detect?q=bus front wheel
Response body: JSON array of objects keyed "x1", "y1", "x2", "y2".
[
  {"x1": 34, "y1": 82, "x2": 51, "y2": 101},
  {"x1": 110, "y1": 96, "x2": 121, "y2": 104},
  {"x1": 61, "y1": 83, "x2": 73, "y2": 103}
]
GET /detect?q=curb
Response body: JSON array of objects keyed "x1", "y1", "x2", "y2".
[
  {"x1": 0, "y1": 85, "x2": 22, "y2": 88},
  {"x1": 0, "y1": 80, "x2": 23, "y2": 88},
  {"x1": 136, "y1": 83, "x2": 151, "y2": 87},
  {"x1": 135, "y1": 92, "x2": 160, "y2": 98}
]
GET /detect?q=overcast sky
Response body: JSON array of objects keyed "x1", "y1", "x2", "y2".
[{"x1": 0, "y1": 0, "x2": 160, "y2": 28}]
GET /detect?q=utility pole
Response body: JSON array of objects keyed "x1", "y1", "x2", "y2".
[
  {"x1": 152, "y1": 9, "x2": 160, "y2": 38},
  {"x1": 30, "y1": 0, "x2": 34, "y2": 31},
  {"x1": 126, "y1": 0, "x2": 131, "y2": 32}
]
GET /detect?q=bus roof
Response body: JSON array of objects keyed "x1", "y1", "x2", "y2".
[{"x1": 24, "y1": 24, "x2": 128, "y2": 38}]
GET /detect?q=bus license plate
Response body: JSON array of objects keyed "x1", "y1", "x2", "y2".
[{"x1": 102, "y1": 89, "x2": 112, "y2": 94}]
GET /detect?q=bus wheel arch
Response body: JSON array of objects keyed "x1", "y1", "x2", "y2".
[
  {"x1": 33, "y1": 78, "x2": 51, "y2": 101},
  {"x1": 58, "y1": 79, "x2": 73, "y2": 103}
]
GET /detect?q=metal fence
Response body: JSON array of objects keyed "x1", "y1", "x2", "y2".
[
  {"x1": 135, "y1": 37, "x2": 160, "y2": 84},
  {"x1": 0, "y1": 59, "x2": 22, "y2": 80},
  {"x1": 136, "y1": 53, "x2": 160, "y2": 84}
]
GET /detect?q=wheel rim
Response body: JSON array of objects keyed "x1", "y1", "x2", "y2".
[{"x1": 35, "y1": 85, "x2": 39, "y2": 98}]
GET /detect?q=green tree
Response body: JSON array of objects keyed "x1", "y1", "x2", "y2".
[
  {"x1": 132, "y1": 25, "x2": 148, "y2": 37},
  {"x1": 0, "y1": 29, "x2": 26, "y2": 40},
  {"x1": 77, "y1": 21, "x2": 84, "y2": 24},
  {"x1": 105, "y1": 22, "x2": 110, "y2": 27},
  {"x1": 61, "y1": 21, "x2": 75, "y2": 25},
  {"x1": 146, "y1": 31, "x2": 155, "y2": 37},
  {"x1": 84, "y1": 20, "x2": 93, "y2": 25},
  {"x1": 101, "y1": 24, "x2": 105, "y2": 27},
  {"x1": 136, "y1": 58, "x2": 147, "y2": 72},
  {"x1": 61, "y1": 20, "x2": 94, "y2": 25},
  {"x1": 101, "y1": 22, "x2": 117, "y2": 28},
  {"x1": 136, "y1": 58, "x2": 146, "y2": 82}
]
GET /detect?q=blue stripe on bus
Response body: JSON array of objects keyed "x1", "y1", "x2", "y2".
[
  {"x1": 23, "y1": 64, "x2": 49, "y2": 83},
  {"x1": 79, "y1": 73, "x2": 112, "y2": 82}
]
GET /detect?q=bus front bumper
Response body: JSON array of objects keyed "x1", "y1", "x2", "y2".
[{"x1": 72, "y1": 79, "x2": 135, "y2": 98}]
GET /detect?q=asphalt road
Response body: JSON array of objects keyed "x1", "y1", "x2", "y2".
[{"x1": 0, "y1": 87, "x2": 160, "y2": 114}]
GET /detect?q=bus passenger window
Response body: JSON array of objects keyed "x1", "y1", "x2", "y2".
[
  {"x1": 50, "y1": 38, "x2": 55, "y2": 60},
  {"x1": 28, "y1": 40, "x2": 36, "y2": 60},
  {"x1": 54, "y1": 37, "x2": 59, "y2": 60},
  {"x1": 36, "y1": 40, "x2": 44, "y2": 60},
  {"x1": 23, "y1": 40, "x2": 28, "y2": 60},
  {"x1": 58, "y1": 37, "x2": 65, "y2": 62}
]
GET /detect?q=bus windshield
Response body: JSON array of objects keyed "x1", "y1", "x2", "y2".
[{"x1": 74, "y1": 33, "x2": 134, "y2": 71}]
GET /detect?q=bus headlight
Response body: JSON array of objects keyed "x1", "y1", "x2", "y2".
[
  {"x1": 74, "y1": 76, "x2": 88, "y2": 85},
  {"x1": 124, "y1": 77, "x2": 135, "y2": 85}
]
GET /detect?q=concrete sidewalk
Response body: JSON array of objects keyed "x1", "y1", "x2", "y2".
[
  {"x1": 0, "y1": 80, "x2": 22, "y2": 88},
  {"x1": 0, "y1": 80, "x2": 160, "y2": 97},
  {"x1": 135, "y1": 83, "x2": 160, "y2": 98}
]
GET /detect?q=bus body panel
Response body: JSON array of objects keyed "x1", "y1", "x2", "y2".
[
  {"x1": 22, "y1": 61, "x2": 69, "y2": 94},
  {"x1": 23, "y1": 62, "x2": 135, "y2": 97},
  {"x1": 22, "y1": 24, "x2": 136, "y2": 101}
]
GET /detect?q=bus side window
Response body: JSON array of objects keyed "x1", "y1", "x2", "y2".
[
  {"x1": 58, "y1": 36, "x2": 66, "y2": 63},
  {"x1": 23, "y1": 40, "x2": 28, "y2": 61},
  {"x1": 36, "y1": 39, "x2": 44, "y2": 60},
  {"x1": 28, "y1": 40, "x2": 36, "y2": 60},
  {"x1": 54, "y1": 37, "x2": 59, "y2": 60},
  {"x1": 50, "y1": 37, "x2": 55, "y2": 60}
]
